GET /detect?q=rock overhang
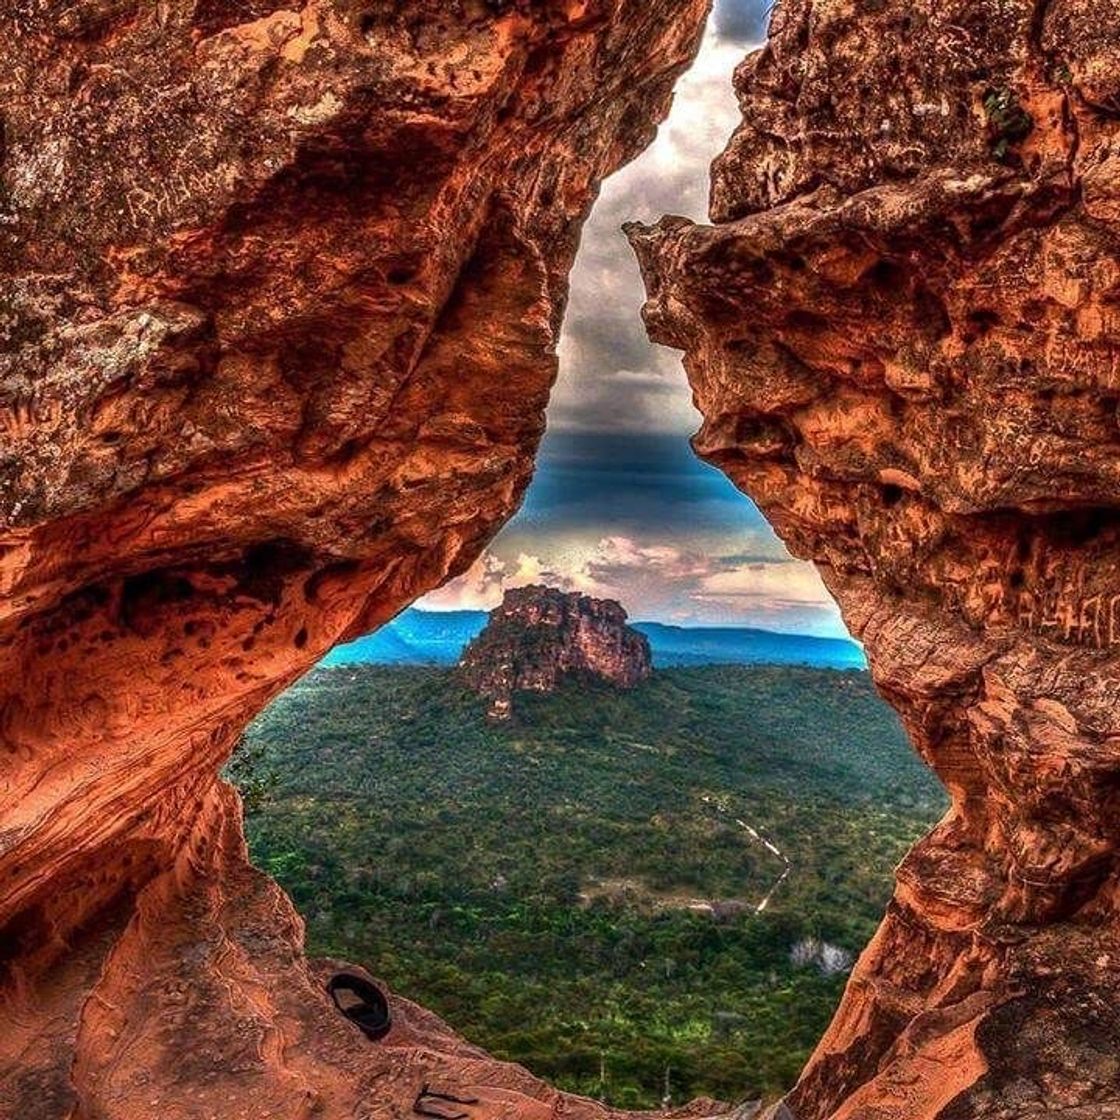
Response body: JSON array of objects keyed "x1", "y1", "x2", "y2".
[
  {"x1": 0, "y1": 3, "x2": 711, "y2": 1117},
  {"x1": 630, "y1": 2, "x2": 1120, "y2": 1117}
]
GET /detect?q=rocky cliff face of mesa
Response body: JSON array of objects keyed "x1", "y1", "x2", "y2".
[
  {"x1": 631, "y1": 2, "x2": 1120, "y2": 1118},
  {"x1": 0, "y1": 4, "x2": 710, "y2": 1117},
  {"x1": 459, "y1": 585, "x2": 652, "y2": 716}
]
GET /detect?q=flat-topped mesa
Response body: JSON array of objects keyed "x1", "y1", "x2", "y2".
[
  {"x1": 0, "y1": 3, "x2": 710, "y2": 1117},
  {"x1": 630, "y1": 1, "x2": 1120, "y2": 1118},
  {"x1": 459, "y1": 585, "x2": 652, "y2": 718}
]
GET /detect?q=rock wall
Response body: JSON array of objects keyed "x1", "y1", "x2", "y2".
[
  {"x1": 459, "y1": 584, "x2": 652, "y2": 717},
  {"x1": 630, "y1": 2, "x2": 1120, "y2": 1117},
  {"x1": 0, "y1": 3, "x2": 710, "y2": 1116}
]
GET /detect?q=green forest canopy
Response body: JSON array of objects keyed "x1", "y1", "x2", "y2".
[{"x1": 230, "y1": 665, "x2": 945, "y2": 1109}]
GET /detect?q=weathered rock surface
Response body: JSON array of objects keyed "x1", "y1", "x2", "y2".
[
  {"x1": 630, "y1": 2, "x2": 1120, "y2": 1117},
  {"x1": 0, "y1": 3, "x2": 710, "y2": 1116},
  {"x1": 459, "y1": 585, "x2": 652, "y2": 717}
]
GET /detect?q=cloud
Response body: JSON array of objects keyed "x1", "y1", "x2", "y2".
[
  {"x1": 547, "y1": 18, "x2": 754, "y2": 436},
  {"x1": 422, "y1": 534, "x2": 845, "y2": 636},
  {"x1": 514, "y1": 431, "x2": 774, "y2": 540},
  {"x1": 581, "y1": 536, "x2": 710, "y2": 592},
  {"x1": 421, "y1": 552, "x2": 550, "y2": 612},
  {"x1": 694, "y1": 561, "x2": 835, "y2": 610}
]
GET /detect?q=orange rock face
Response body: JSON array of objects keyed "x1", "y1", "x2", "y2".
[
  {"x1": 0, "y1": 3, "x2": 710, "y2": 1116},
  {"x1": 631, "y1": 2, "x2": 1120, "y2": 1117},
  {"x1": 459, "y1": 585, "x2": 652, "y2": 717}
]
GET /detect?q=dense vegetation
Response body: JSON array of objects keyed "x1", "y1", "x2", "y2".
[{"x1": 231, "y1": 665, "x2": 945, "y2": 1109}]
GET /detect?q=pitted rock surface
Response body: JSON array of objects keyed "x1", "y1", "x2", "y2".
[
  {"x1": 631, "y1": 2, "x2": 1120, "y2": 1117},
  {"x1": 0, "y1": 3, "x2": 710, "y2": 1117}
]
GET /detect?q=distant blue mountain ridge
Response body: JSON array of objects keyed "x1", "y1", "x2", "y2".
[{"x1": 321, "y1": 609, "x2": 866, "y2": 671}]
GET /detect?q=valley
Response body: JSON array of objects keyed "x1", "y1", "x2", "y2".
[{"x1": 230, "y1": 664, "x2": 944, "y2": 1109}]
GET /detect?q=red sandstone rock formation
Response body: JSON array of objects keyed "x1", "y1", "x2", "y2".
[
  {"x1": 630, "y1": 2, "x2": 1120, "y2": 1117},
  {"x1": 459, "y1": 585, "x2": 652, "y2": 717},
  {"x1": 0, "y1": 3, "x2": 710, "y2": 1116}
]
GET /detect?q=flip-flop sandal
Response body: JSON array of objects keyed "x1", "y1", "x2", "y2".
[{"x1": 327, "y1": 972, "x2": 392, "y2": 1040}]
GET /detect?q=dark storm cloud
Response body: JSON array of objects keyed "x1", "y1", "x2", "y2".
[
  {"x1": 424, "y1": 434, "x2": 845, "y2": 634},
  {"x1": 517, "y1": 432, "x2": 775, "y2": 537},
  {"x1": 713, "y1": 0, "x2": 773, "y2": 43}
]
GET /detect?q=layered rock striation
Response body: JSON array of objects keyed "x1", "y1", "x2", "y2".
[
  {"x1": 630, "y1": 2, "x2": 1120, "y2": 1117},
  {"x1": 0, "y1": 3, "x2": 710, "y2": 1116},
  {"x1": 459, "y1": 585, "x2": 652, "y2": 717}
]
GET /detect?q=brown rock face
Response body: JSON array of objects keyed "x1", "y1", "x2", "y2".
[
  {"x1": 459, "y1": 585, "x2": 652, "y2": 717},
  {"x1": 630, "y1": 2, "x2": 1120, "y2": 1118},
  {"x1": 0, "y1": 3, "x2": 710, "y2": 1116}
]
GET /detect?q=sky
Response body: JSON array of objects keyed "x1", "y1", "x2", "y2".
[{"x1": 422, "y1": 1, "x2": 849, "y2": 639}]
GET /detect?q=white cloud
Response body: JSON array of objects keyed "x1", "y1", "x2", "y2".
[
  {"x1": 421, "y1": 554, "x2": 505, "y2": 611},
  {"x1": 548, "y1": 15, "x2": 760, "y2": 435},
  {"x1": 421, "y1": 535, "x2": 845, "y2": 636},
  {"x1": 693, "y1": 562, "x2": 836, "y2": 612},
  {"x1": 421, "y1": 552, "x2": 552, "y2": 611}
]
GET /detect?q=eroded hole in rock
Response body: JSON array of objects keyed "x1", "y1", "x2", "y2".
[
  {"x1": 15, "y1": 0, "x2": 1107, "y2": 1116},
  {"x1": 226, "y1": 10, "x2": 945, "y2": 1108}
]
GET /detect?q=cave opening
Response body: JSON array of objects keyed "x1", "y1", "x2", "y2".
[
  {"x1": 226, "y1": 4, "x2": 945, "y2": 1111},
  {"x1": 13, "y1": 0, "x2": 1118, "y2": 1116}
]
